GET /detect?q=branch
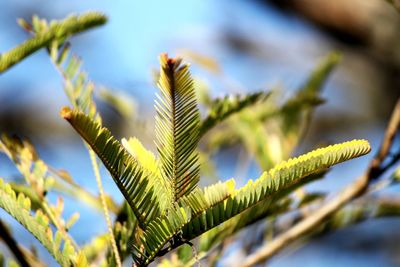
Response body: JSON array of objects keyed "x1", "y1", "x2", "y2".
[
  {"x1": 241, "y1": 98, "x2": 400, "y2": 267},
  {"x1": 269, "y1": 195, "x2": 400, "y2": 243},
  {"x1": 0, "y1": 220, "x2": 30, "y2": 267},
  {"x1": 0, "y1": 12, "x2": 106, "y2": 73}
]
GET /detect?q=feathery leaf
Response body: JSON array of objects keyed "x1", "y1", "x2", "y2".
[
  {"x1": 132, "y1": 179, "x2": 234, "y2": 265},
  {"x1": 122, "y1": 137, "x2": 172, "y2": 213},
  {"x1": 132, "y1": 205, "x2": 191, "y2": 266},
  {"x1": 51, "y1": 44, "x2": 98, "y2": 119},
  {"x1": 61, "y1": 107, "x2": 161, "y2": 229},
  {"x1": 0, "y1": 178, "x2": 77, "y2": 266},
  {"x1": 198, "y1": 198, "x2": 290, "y2": 252},
  {"x1": 199, "y1": 91, "x2": 271, "y2": 137},
  {"x1": 0, "y1": 12, "x2": 106, "y2": 73},
  {"x1": 155, "y1": 54, "x2": 200, "y2": 201},
  {"x1": 181, "y1": 139, "x2": 371, "y2": 240}
]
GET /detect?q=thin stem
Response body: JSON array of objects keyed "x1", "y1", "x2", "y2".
[
  {"x1": 88, "y1": 147, "x2": 122, "y2": 267},
  {"x1": 41, "y1": 201, "x2": 79, "y2": 250}
]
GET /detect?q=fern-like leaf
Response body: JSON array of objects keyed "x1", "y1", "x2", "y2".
[
  {"x1": 0, "y1": 178, "x2": 77, "y2": 267},
  {"x1": 121, "y1": 137, "x2": 160, "y2": 177},
  {"x1": 0, "y1": 12, "x2": 106, "y2": 73},
  {"x1": 50, "y1": 44, "x2": 98, "y2": 119},
  {"x1": 279, "y1": 51, "x2": 341, "y2": 136},
  {"x1": 61, "y1": 107, "x2": 161, "y2": 229},
  {"x1": 122, "y1": 137, "x2": 172, "y2": 213},
  {"x1": 132, "y1": 205, "x2": 191, "y2": 266},
  {"x1": 199, "y1": 91, "x2": 271, "y2": 137},
  {"x1": 198, "y1": 198, "x2": 290, "y2": 252},
  {"x1": 132, "y1": 180, "x2": 234, "y2": 265},
  {"x1": 155, "y1": 54, "x2": 200, "y2": 201},
  {"x1": 178, "y1": 180, "x2": 235, "y2": 218},
  {"x1": 182, "y1": 139, "x2": 371, "y2": 240}
]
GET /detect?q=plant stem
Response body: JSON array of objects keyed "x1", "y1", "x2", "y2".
[
  {"x1": 88, "y1": 147, "x2": 122, "y2": 267},
  {"x1": 41, "y1": 201, "x2": 79, "y2": 249}
]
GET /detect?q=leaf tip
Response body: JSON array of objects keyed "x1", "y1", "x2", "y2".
[
  {"x1": 60, "y1": 106, "x2": 72, "y2": 120},
  {"x1": 159, "y1": 53, "x2": 182, "y2": 69}
]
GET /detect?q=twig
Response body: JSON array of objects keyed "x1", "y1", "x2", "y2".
[
  {"x1": 0, "y1": 220, "x2": 30, "y2": 267},
  {"x1": 241, "y1": 98, "x2": 400, "y2": 267},
  {"x1": 88, "y1": 147, "x2": 122, "y2": 267},
  {"x1": 0, "y1": 12, "x2": 106, "y2": 73},
  {"x1": 369, "y1": 98, "x2": 400, "y2": 178},
  {"x1": 41, "y1": 200, "x2": 79, "y2": 250}
]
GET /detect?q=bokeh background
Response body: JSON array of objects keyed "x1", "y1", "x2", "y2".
[{"x1": 1, "y1": 1, "x2": 400, "y2": 266}]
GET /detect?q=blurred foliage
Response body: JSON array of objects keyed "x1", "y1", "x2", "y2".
[
  {"x1": 0, "y1": 12, "x2": 106, "y2": 73},
  {"x1": 0, "y1": 10, "x2": 399, "y2": 267}
]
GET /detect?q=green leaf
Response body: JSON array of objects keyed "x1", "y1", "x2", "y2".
[
  {"x1": 61, "y1": 107, "x2": 162, "y2": 229},
  {"x1": 199, "y1": 91, "x2": 271, "y2": 137},
  {"x1": 132, "y1": 205, "x2": 191, "y2": 266},
  {"x1": 279, "y1": 51, "x2": 341, "y2": 136},
  {"x1": 178, "y1": 180, "x2": 235, "y2": 217},
  {"x1": 133, "y1": 180, "x2": 235, "y2": 265},
  {"x1": 181, "y1": 139, "x2": 371, "y2": 240},
  {"x1": 121, "y1": 138, "x2": 161, "y2": 177},
  {"x1": 155, "y1": 54, "x2": 201, "y2": 201},
  {"x1": 51, "y1": 45, "x2": 98, "y2": 118},
  {"x1": 122, "y1": 137, "x2": 172, "y2": 213},
  {"x1": 205, "y1": 52, "x2": 342, "y2": 168},
  {"x1": 0, "y1": 12, "x2": 107, "y2": 73},
  {"x1": 0, "y1": 178, "x2": 76, "y2": 266},
  {"x1": 198, "y1": 198, "x2": 290, "y2": 252}
]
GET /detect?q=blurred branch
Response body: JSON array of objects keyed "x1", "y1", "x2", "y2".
[
  {"x1": 370, "y1": 97, "x2": 400, "y2": 178},
  {"x1": 325, "y1": 195, "x2": 400, "y2": 228},
  {"x1": 267, "y1": 0, "x2": 383, "y2": 44},
  {"x1": 242, "y1": 98, "x2": 400, "y2": 267},
  {"x1": 387, "y1": 0, "x2": 400, "y2": 13},
  {"x1": 0, "y1": 220, "x2": 30, "y2": 267},
  {"x1": 0, "y1": 12, "x2": 106, "y2": 73},
  {"x1": 271, "y1": 195, "x2": 400, "y2": 242}
]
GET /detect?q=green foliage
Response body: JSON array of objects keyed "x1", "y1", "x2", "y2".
[
  {"x1": 279, "y1": 51, "x2": 341, "y2": 139},
  {"x1": 199, "y1": 91, "x2": 271, "y2": 136},
  {"x1": 2, "y1": 11, "x2": 390, "y2": 267},
  {"x1": 180, "y1": 140, "x2": 370, "y2": 241},
  {"x1": 0, "y1": 178, "x2": 79, "y2": 267},
  {"x1": 0, "y1": 133, "x2": 116, "y2": 214},
  {"x1": 61, "y1": 107, "x2": 162, "y2": 229},
  {"x1": 132, "y1": 205, "x2": 192, "y2": 265},
  {"x1": 197, "y1": 198, "x2": 291, "y2": 253},
  {"x1": 50, "y1": 42, "x2": 98, "y2": 118},
  {"x1": 0, "y1": 12, "x2": 106, "y2": 73},
  {"x1": 156, "y1": 54, "x2": 201, "y2": 201},
  {"x1": 61, "y1": 54, "x2": 370, "y2": 266},
  {"x1": 202, "y1": 52, "x2": 342, "y2": 170}
]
